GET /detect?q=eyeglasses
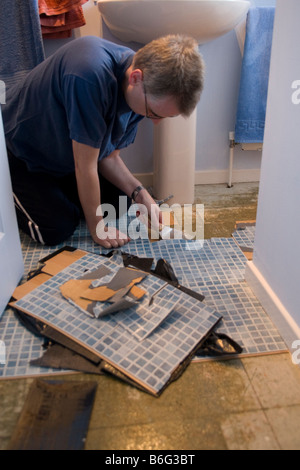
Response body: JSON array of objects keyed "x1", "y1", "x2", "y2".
[{"x1": 143, "y1": 84, "x2": 164, "y2": 120}]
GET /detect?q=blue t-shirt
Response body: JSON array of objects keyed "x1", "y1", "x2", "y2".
[{"x1": 3, "y1": 36, "x2": 144, "y2": 177}]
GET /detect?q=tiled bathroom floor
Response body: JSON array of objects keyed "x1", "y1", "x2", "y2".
[{"x1": 1, "y1": 183, "x2": 300, "y2": 450}]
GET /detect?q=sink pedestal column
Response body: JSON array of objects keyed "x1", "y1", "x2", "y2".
[{"x1": 153, "y1": 109, "x2": 197, "y2": 205}]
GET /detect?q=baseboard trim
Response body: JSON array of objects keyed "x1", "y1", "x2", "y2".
[
  {"x1": 134, "y1": 169, "x2": 261, "y2": 187},
  {"x1": 245, "y1": 261, "x2": 300, "y2": 355},
  {"x1": 195, "y1": 169, "x2": 261, "y2": 185},
  {"x1": 133, "y1": 173, "x2": 153, "y2": 188}
]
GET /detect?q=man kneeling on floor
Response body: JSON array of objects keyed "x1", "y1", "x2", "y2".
[{"x1": 3, "y1": 35, "x2": 205, "y2": 249}]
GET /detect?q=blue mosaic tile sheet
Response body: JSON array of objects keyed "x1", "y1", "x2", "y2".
[
  {"x1": 13, "y1": 252, "x2": 222, "y2": 395},
  {"x1": 148, "y1": 238, "x2": 247, "y2": 288},
  {"x1": 193, "y1": 281, "x2": 287, "y2": 358}
]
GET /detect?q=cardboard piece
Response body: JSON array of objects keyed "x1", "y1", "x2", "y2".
[
  {"x1": 13, "y1": 273, "x2": 52, "y2": 301},
  {"x1": 59, "y1": 266, "x2": 147, "y2": 317},
  {"x1": 7, "y1": 379, "x2": 97, "y2": 450},
  {"x1": 41, "y1": 249, "x2": 87, "y2": 276},
  {"x1": 12, "y1": 247, "x2": 87, "y2": 301},
  {"x1": 60, "y1": 279, "x2": 116, "y2": 303}
]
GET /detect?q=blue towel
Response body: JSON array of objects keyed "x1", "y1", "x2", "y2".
[
  {"x1": 235, "y1": 7, "x2": 275, "y2": 143},
  {"x1": 0, "y1": 0, "x2": 45, "y2": 96}
]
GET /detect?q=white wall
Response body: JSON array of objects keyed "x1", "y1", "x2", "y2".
[
  {"x1": 0, "y1": 108, "x2": 24, "y2": 316},
  {"x1": 43, "y1": 0, "x2": 276, "y2": 184},
  {"x1": 246, "y1": 0, "x2": 300, "y2": 348}
]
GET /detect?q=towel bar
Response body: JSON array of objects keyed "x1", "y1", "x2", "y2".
[{"x1": 227, "y1": 131, "x2": 263, "y2": 188}]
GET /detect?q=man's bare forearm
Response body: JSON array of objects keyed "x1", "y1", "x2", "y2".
[
  {"x1": 75, "y1": 165, "x2": 102, "y2": 239},
  {"x1": 72, "y1": 141, "x2": 130, "y2": 248},
  {"x1": 73, "y1": 141, "x2": 102, "y2": 239},
  {"x1": 98, "y1": 150, "x2": 145, "y2": 198}
]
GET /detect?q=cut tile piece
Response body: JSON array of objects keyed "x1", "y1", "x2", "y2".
[
  {"x1": 114, "y1": 285, "x2": 181, "y2": 341},
  {"x1": 78, "y1": 265, "x2": 112, "y2": 280},
  {"x1": 30, "y1": 344, "x2": 104, "y2": 375},
  {"x1": 92, "y1": 298, "x2": 138, "y2": 318},
  {"x1": 106, "y1": 267, "x2": 147, "y2": 291}
]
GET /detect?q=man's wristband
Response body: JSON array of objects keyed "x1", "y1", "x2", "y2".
[{"x1": 131, "y1": 185, "x2": 145, "y2": 201}]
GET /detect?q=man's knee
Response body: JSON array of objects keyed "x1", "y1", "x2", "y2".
[
  {"x1": 16, "y1": 208, "x2": 80, "y2": 246},
  {"x1": 41, "y1": 223, "x2": 78, "y2": 246}
]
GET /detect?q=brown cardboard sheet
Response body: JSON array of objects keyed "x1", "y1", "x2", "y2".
[
  {"x1": 41, "y1": 249, "x2": 87, "y2": 276},
  {"x1": 7, "y1": 379, "x2": 97, "y2": 450}
]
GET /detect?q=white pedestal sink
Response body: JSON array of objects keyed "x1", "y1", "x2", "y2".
[
  {"x1": 97, "y1": 0, "x2": 250, "y2": 203},
  {"x1": 153, "y1": 110, "x2": 198, "y2": 204}
]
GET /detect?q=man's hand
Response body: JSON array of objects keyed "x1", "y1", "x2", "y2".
[
  {"x1": 134, "y1": 188, "x2": 163, "y2": 237},
  {"x1": 93, "y1": 221, "x2": 130, "y2": 249}
]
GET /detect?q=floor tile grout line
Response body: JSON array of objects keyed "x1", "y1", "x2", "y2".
[{"x1": 241, "y1": 361, "x2": 283, "y2": 450}]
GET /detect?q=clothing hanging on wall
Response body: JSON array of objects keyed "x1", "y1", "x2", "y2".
[
  {"x1": 0, "y1": 0, "x2": 45, "y2": 92},
  {"x1": 234, "y1": 7, "x2": 275, "y2": 143},
  {"x1": 38, "y1": 0, "x2": 88, "y2": 39}
]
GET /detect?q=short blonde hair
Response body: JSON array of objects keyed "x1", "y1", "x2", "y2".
[{"x1": 133, "y1": 35, "x2": 205, "y2": 117}]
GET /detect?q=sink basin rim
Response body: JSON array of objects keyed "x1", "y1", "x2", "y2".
[{"x1": 97, "y1": 0, "x2": 251, "y2": 44}]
